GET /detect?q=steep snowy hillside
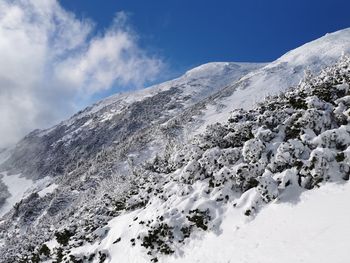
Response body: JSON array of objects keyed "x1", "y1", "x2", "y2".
[
  {"x1": 3, "y1": 51, "x2": 349, "y2": 263},
  {"x1": 0, "y1": 62, "x2": 262, "y2": 216},
  {"x1": 0, "y1": 61, "x2": 263, "y2": 260},
  {"x1": 0, "y1": 62, "x2": 262, "y2": 181},
  {"x1": 0, "y1": 28, "x2": 350, "y2": 263},
  {"x1": 167, "y1": 182, "x2": 350, "y2": 263},
  {"x1": 190, "y1": 28, "x2": 350, "y2": 132}
]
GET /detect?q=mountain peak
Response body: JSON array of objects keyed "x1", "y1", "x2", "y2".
[
  {"x1": 184, "y1": 61, "x2": 265, "y2": 78},
  {"x1": 278, "y1": 27, "x2": 350, "y2": 66}
]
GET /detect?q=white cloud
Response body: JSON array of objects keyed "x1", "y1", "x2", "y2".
[{"x1": 0, "y1": 0, "x2": 163, "y2": 148}]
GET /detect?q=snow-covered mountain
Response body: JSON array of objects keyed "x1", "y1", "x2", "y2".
[
  {"x1": 0, "y1": 62, "x2": 263, "y2": 181},
  {"x1": 0, "y1": 28, "x2": 350, "y2": 263},
  {"x1": 192, "y1": 28, "x2": 350, "y2": 131}
]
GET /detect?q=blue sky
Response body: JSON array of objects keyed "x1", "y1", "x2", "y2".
[
  {"x1": 60, "y1": 0, "x2": 350, "y2": 75},
  {"x1": 1, "y1": 0, "x2": 350, "y2": 147}
]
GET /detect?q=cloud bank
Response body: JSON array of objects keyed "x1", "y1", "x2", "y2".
[{"x1": 0, "y1": 0, "x2": 163, "y2": 148}]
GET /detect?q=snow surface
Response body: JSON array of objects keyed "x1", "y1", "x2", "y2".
[
  {"x1": 37, "y1": 183, "x2": 58, "y2": 198},
  {"x1": 0, "y1": 172, "x2": 34, "y2": 217},
  {"x1": 166, "y1": 182, "x2": 350, "y2": 263},
  {"x1": 67, "y1": 182, "x2": 350, "y2": 263}
]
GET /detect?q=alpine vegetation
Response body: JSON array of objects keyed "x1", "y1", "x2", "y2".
[
  {"x1": 111, "y1": 55, "x2": 350, "y2": 261},
  {"x1": 1, "y1": 53, "x2": 349, "y2": 262}
]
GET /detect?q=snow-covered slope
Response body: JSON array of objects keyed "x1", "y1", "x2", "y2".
[
  {"x1": 10, "y1": 53, "x2": 348, "y2": 263},
  {"x1": 168, "y1": 182, "x2": 350, "y2": 263},
  {"x1": 3, "y1": 29, "x2": 350, "y2": 181},
  {"x1": 1, "y1": 28, "x2": 350, "y2": 263},
  {"x1": 63, "y1": 182, "x2": 350, "y2": 263},
  {"x1": 44, "y1": 61, "x2": 262, "y2": 133},
  {"x1": 0, "y1": 173, "x2": 33, "y2": 217},
  {"x1": 0, "y1": 62, "x2": 263, "y2": 181},
  {"x1": 47, "y1": 55, "x2": 349, "y2": 263},
  {"x1": 193, "y1": 28, "x2": 350, "y2": 132}
]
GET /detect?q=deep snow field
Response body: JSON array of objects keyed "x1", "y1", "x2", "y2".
[{"x1": 62, "y1": 182, "x2": 349, "y2": 263}]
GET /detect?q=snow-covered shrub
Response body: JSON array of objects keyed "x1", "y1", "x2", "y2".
[
  {"x1": 180, "y1": 160, "x2": 202, "y2": 183},
  {"x1": 198, "y1": 147, "x2": 221, "y2": 175},
  {"x1": 224, "y1": 122, "x2": 254, "y2": 147},
  {"x1": 312, "y1": 126, "x2": 350, "y2": 149},
  {"x1": 242, "y1": 138, "x2": 265, "y2": 163},
  {"x1": 217, "y1": 147, "x2": 241, "y2": 167},
  {"x1": 126, "y1": 55, "x2": 350, "y2": 259},
  {"x1": 233, "y1": 163, "x2": 262, "y2": 191},
  {"x1": 200, "y1": 123, "x2": 229, "y2": 149},
  {"x1": 256, "y1": 171, "x2": 279, "y2": 202},
  {"x1": 269, "y1": 140, "x2": 307, "y2": 173},
  {"x1": 212, "y1": 166, "x2": 232, "y2": 186},
  {"x1": 3, "y1": 54, "x2": 350, "y2": 263}
]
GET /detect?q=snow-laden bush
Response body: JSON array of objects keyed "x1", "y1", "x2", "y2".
[
  {"x1": 242, "y1": 138, "x2": 265, "y2": 163},
  {"x1": 124, "y1": 55, "x2": 350, "y2": 259},
  {"x1": 3, "y1": 55, "x2": 350, "y2": 262}
]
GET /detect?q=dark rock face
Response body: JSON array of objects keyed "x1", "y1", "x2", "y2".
[{"x1": 0, "y1": 179, "x2": 10, "y2": 208}]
